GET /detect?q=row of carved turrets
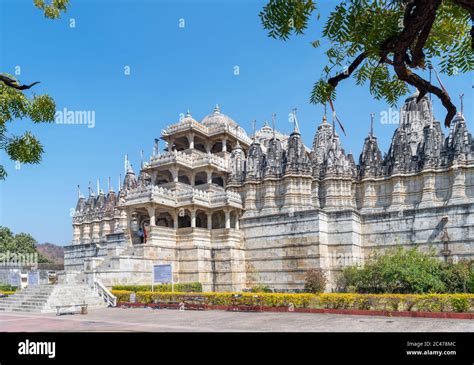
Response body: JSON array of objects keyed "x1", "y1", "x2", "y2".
[{"x1": 228, "y1": 93, "x2": 473, "y2": 183}]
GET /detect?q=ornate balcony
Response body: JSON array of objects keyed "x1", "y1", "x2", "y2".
[
  {"x1": 148, "y1": 149, "x2": 229, "y2": 172},
  {"x1": 121, "y1": 184, "x2": 243, "y2": 209},
  {"x1": 162, "y1": 119, "x2": 252, "y2": 145}
]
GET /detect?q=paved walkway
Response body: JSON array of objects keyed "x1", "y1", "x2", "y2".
[{"x1": 0, "y1": 308, "x2": 473, "y2": 332}]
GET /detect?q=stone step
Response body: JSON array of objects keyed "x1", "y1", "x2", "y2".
[
  {"x1": 13, "y1": 302, "x2": 47, "y2": 307},
  {"x1": 1, "y1": 283, "x2": 109, "y2": 313},
  {"x1": 0, "y1": 298, "x2": 48, "y2": 304}
]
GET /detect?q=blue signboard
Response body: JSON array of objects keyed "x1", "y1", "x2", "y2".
[
  {"x1": 28, "y1": 271, "x2": 39, "y2": 286},
  {"x1": 9, "y1": 272, "x2": 21, "y2": 287},
  {"x1": 153, "y1": 264, "x2": 172, "y2": 284}
]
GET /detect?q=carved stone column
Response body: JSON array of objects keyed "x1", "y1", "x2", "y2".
[
  {"x1": 147, "y1": 206, "x2": 156, "y2": 226},
  {"x1": 224, "y1": 210, "x2": 231, "y2": 229},
  {"x1": 419, "y1": 172, "x2": 436, "y2": 208},
  {"x1": 390, "y1": 176, "x2": 404, "y2": 210},
  {"x1": 190, "y1": 208, "x2": 197, "y2": 228},
  {"x1": 450, "y1": 166, "x2": 467, "y2": 204},
  {"x1": 187, "y1": 132, "x2": 195, "y2": 150}
]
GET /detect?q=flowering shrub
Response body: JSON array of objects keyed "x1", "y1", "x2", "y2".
[
  {"x1": 0, "y1": 290, "x2": 15, "y2": 296},
  {"x1": 339, "y1": 247, "x2": 474, "y2": 294},
  {"x1": 111, "y1": 291, "x2": 474, "y2": 313}
]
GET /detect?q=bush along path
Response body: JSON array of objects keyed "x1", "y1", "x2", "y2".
[{"x1": 111, "y1": 291, "x2": 474, "y2": 319}]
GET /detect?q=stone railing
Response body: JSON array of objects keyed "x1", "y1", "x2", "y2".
[
  {"x1": 124, "y1": 185, "x2": 176, "y2": 206},
  {"x1": 175, "y1": 188, "x2": 210, "y2": 206},
  {"x1": 73, "y1": 210, "x2": 118, "y2": 224},
  {"x1": 210, "y1": 190, "x2": 243, "y2": 207},
  {"x1": 149, "y1": 150, "x2": 229, "y2": 171},
  {"x1": 162, "y1": 118, "x2": 207, "y2": 136},
  {"x1": 123, "y1": 183, "x2": 242, "y2": 209},
  {"x1": 162, "y1": 119, "x2": 252, "y2": 145},
  {"x1": 93, "y1": 279, "x2": 117, "y2": 307},
  {"x1": 206, "y1": 124, "x2": 253, "y2": 144}
]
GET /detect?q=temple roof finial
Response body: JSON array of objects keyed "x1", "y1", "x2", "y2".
[
  {"x1": 370, "y1": 112, "x2": 375, "y2": 138},
  {"x1": 77, "y1": 185, "x2": 84, "y2": 199},
  {"x1": 125, "y1": 154, "x2": 133, "y2": 173},
  {"x1": 97, "y1": 178, "x2": 104, "y2": 195},
  {"x1": 252, "y1": 119, "x2": 257, "y2": 141},
  {"x1": 460, "y1": 93, "x2": 465, "y2": 116},
  {"x1": 291, "y1": 108, "x2": 300, "y2": 133},
  {"x1": 271, "y1": 113, "x2": 276, "y2": 140},
  {"x1": 331, "y1": 108, "x2": 336, "y2": 137},
  {"x1": 108, "y1": 176, "x2": 113, "y2": 192},
  {"x1": 214, "y1": 104, "x2": 221, "y2": 114},
  {"x1": 185, "y1": 109, "x2": 192, "y2": 118},
  {"x1": 88, "y1": 181, "x2": 94, "y2": 196}
]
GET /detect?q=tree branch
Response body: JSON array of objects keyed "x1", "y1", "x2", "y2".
[
  {"x1": 382, "y1": 0, "x2": 457, "y2": 127},
  {"x1": 393, "y1": 53, "x2": 456, "y2": 127},
  {"x1": 327, "y1": 51, "x2": 367, "y2": 89},
  {"x1": 452, "y1": 0, "x2": 474, "y2": 49},
  {"x1": 0, "y1": 74, "x2": 40, "y2": 90}
]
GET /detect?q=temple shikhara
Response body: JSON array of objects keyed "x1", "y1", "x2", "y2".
[{"x1": 65, "y1": 93, "x2": 474, "y2": 291}]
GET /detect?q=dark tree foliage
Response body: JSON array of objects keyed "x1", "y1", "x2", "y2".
[
  {"x1": 0, "y1": 1, "x2": 69, "y2": 179},
  {"x1": 260, "y1": 0, "x2": 473, "y2": 128}
]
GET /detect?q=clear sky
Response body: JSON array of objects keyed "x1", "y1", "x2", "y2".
[{"x1": 0, "y1": 0, "x2": 472, "y2": 246}]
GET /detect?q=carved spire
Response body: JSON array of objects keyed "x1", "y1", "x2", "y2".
[
  {"x1": 286, "y1": 110, "x2": 310, "y2": 175},
  {"x1": 291, "y1": 108, "x2": 300, "y2": 134},
  {"x1": 75, "y1": 185, "x2": 86, "y2": 216},
  {"x1": 370, "y1": 112, "x2": 375, "y2": 139},
  {"x1": 359, "y1": 114, "x2": 383, "y2": 178},
  {"x1": 153, "y1": 138, "x2": 159, "y2": 157},
  {"x1": 247, "y1": 120, "x2": 265, "y2": 180},
  {"x1": 230, "y1": 124, "x2": 246, "y2": 183},
  {"x1": 77, "y1": 184, "x2": 83, "y2": 199},
  {"x1": 384, "y1": 91, "x2": 435, "y2": 174},
  {"x1": 271, "y1": 113, "x2": 276, "y2": 140},
  {"x1": 264, "y1": 113, "x2": 285, "y2": 177}
]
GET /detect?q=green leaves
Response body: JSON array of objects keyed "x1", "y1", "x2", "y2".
[
  {"x1": 260, "y1": 0, "x2": 317, "y2": 40},
  {"x1": 425, "y1": 1, "x2": 473, "y2": 76},
  {"x1": 0, "y1": 2, "x2": 63, "y2": 180},
  {"x1": 5, "y1": 132, "x2": 44, "y2": 164},
  {"x1": 29, "y1": 94, "x2": 56, "y2": 123},
  {"x1": 0, "y1": 226, "x2": 51, "y2": 263},
  {"x1": 310, "y1": 79, "x2": 335, "y2": 104},
  {"x1": 34, "y1": 0, "x2": 69, "y2": 19},
  {"x1": 368, "y1": 62, "x2": 409, "y2": 105},
  {"x1": 340, "y1": 247, "x2": 449, "y2": 294},
  {"x1": 0, "y1": 78, "x2": 55, "y2": 180},
  {"x1": 260, "y1": 0, "x2": 473, "y2": 115}
]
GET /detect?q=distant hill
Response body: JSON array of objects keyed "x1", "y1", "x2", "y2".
[{"x1": 36, "y1": 243, "x2": 64, "y2": 265}]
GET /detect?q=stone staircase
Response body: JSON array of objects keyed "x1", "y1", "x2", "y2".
[
  {"x1": 0, "y1": 285, "x2": 55, "y2": 313},
  {"x1": 0, "y1": 283, "x2": 109, "y2": 313}
]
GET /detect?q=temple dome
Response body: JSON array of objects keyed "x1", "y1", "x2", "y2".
[
  {"x1": 181, "y1": 110, "x2": 198, "y2": 124},
  {"x1": 201, "y1": 105, "x2": 247, "y2": 136}
]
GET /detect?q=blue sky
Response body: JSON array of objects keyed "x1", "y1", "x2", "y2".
[{"x1": 0, "y1": 0, "x2": 472, "y2": 245}]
